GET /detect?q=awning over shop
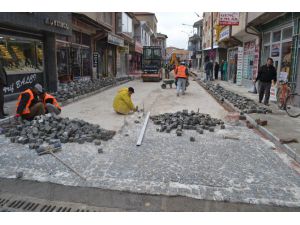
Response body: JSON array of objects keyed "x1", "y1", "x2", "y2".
[{"x1": 203, "y1": 45, "x2": 219, "y2": 51}]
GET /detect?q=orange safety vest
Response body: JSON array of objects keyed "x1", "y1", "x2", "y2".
[
  {"x1": 176, "y1": 65, "x2": 188, "y2": 79},
  {"x1": 43, "y1": 93, "x2": 61, "y2": 111},
  {"x1": 16, "y1": 89, "x2": 35, "y2": 115}
]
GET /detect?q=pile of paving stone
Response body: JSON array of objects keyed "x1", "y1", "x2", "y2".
[
  {"x1": 53, "y1": 76, "x2": 131, "y2": 102},
  {"x1": 150, "y1": 110, "x2": 225, "y2": 136},
  {"x1": 0, "y1": 114, "x2": 116, "y2": 149},
  {"x1": 202, "y1": 82, "x2": 271, "y2": 114}
]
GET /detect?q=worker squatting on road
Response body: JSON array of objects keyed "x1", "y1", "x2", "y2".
[
  {"x1": 175, "y1": 61, "x2": 189, "y2": 97},
  {"x1": 39, "y1": 92, "x2": 62, "y2": 115},
  {"x1": 113, "y1": 87, "x2": 138, "y2": 115},
  {"x1": 16, "y1": 83, "x2": 62, "y2": 120}
]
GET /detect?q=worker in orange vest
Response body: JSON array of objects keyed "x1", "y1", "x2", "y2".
[
  {"x1": 175, "y1": 61, "x2": 189, "y2": 97},
  {"x1": 39, "y1": 92, "x2": 61, "y2": 115},
  {"x1": 15, "y1": 83, "x2": 45, "y2": 120}
]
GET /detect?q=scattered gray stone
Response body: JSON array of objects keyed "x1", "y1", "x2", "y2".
[
  {"x1": 150, "y1": 110, "x2": 224, "y2": 137},
  {"x1": 16, "y1": 172, "x2": 23, "y2": 179},
  {"x1": 190, "y1": 137, "x2": 195, "y2": 142},
  {"x1": 209, "y1": 127, "x2": 214, "y2": 132},
  {"x1": 134, "y1": 120, "x2": 140, "y2": 124},
  {"x1": 98, "y1": 148, "x2": 103, "y2": 154},
  {"x1": 221, "y1": 124, "x2": 225, "y2": 129},
  {"x1": 94, "y1": 140, "x2": 101, "y2": 146}
]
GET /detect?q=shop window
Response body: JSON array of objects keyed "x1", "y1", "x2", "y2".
[
  {"x1": 0, "y1": 35, "x2": 43, "y2": 75},
  {"x1": 263, "y1": 32, "x2": 270, "y2": 44},
  {"x1": 72, "y1": 31, "x2": 81, "y2": 44},
  {"x1": 282, "y1": 27, "x2": 293, "y2": 40},
  {"x1": 262, "y1": 45, "x2": 270, "y2": 63},
  {"x1": 280, "y1": 41, "x2": 292, "y2": 77},
  {"x1": 272, "y1": 30, "x2": 281, "y2": 43},
  {"x1": 57, "y1": 42, "x2": 69, "y2": 77}
]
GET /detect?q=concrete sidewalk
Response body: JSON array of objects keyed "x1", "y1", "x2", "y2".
[{"x1": 191, "y1": 69, "x2": 300, "y2": 163}]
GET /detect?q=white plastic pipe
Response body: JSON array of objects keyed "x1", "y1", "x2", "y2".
[{"x1": 136, "y1": 112, "x2": 150, "y2": 146}]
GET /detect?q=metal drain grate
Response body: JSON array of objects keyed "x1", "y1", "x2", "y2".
[{"x1": 0, "y1": 194, "x2": 98, "y2": 212}]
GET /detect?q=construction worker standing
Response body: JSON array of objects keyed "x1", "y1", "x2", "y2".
[
  {"x1": 113, "y1": 87, "x2": 138, "y2": 115},
  {"x1": 175, "y1": 61, "x2": 189, "y2": 96},
  {"x1": 39, "y1": 92, "x2": 61, "y2": 115},
  {"x1": 15, "y1": 83, "x2": 45, "y2": 120}
]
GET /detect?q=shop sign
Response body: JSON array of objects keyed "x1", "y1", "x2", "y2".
[
  {"x1": 44, "y1": 18, "x2": 70, "y2": 30},
  {"x1": 119, "y1": 45, "x2": 129, "y2": 54},
  {"x1": 271, "y1": 43, "x2": 280, "y2": 57},
  {"x1": 236, "y1": 47, "x2": 243, "y2": 85},
  {"x1": 219, "y1": 27, "x2": 230, "y2": 41},
  {"x1": 219, "y1": 13, "x2": 239, "y2": 26},
  {"x1": 3, "y1": 73, "x2": 44, "y2": 95},
  {"x1": 196, "y1": 54, "x2": 202, "y2": 59},
  {"x1": 93, "y1": 52, "x2": 99, "y2": 68},
  {"x1": 135, "y1": 41, "x2": 143, "y2": 54},
  {"x1": 108, "y1": 34, "x2": 124, "y2": 47}
]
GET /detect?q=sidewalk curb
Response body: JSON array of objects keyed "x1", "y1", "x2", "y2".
[{"x1": 191, "y1": 71, "x2": 300, "y2": 164}]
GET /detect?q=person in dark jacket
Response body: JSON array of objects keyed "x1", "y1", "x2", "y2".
[
  {"x1": 0, "y1": 60, "x2": 8, "y2": 119},
  {"x1": 220, "y1": 60, "x2": 224, "y2": 80},
  {"x1": 205, "y1": 61, "x2": 213, "y2": 81},
  {"x1": 255, "y1": 58, "x2": 277, "y2": 105},
  {"x1": 15, "y1": 83, "x2": 45, "y2": 120},
  {"x1": 214, "y1": 62, "x2": 220, "y2": 80}
]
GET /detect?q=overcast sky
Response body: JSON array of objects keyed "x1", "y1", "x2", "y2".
[{"x1": 155, "y1": 12, "x2": 202, "y2": 50}]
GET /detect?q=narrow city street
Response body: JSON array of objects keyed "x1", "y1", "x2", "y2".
[
  {"x1": 1, "y1": 11, "x2": 300, "y2": 216},
  {"x1": 1, "y1": 73, "x2": 300, "y2": 211}
]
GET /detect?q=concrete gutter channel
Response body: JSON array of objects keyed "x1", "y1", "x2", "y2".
[
  {"x1": 190, "y1": 71, "x2": 300, "y2": 164},
  {"x1": 1, "y1": 178, "x2": 299, "y2": 212},
  {"x1": 1, "y1": 75, "x2": 300, "y2": 211}
]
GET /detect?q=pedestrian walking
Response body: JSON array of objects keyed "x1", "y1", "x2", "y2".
[
  {"x1": 214, "y1": 62, "x2": 219, "y2": 80},
  {"x1": 15, "y1": 83, "x2": 45, "y2": 120},
  {"x1": 175, "y1": 61, "x2": 189, "y2": 96},
  {"x1": 113, "y1": 87, "x2": 138, "y2": 115},
  {"x1": 205, "y1": 60, "x2": 213, "y2": 81},
  {"x1": 0, "y1": 59, "x2": 8, "y2": 119},
  {"x1": 255, "y1": 57, "x2": 277, "y2": 106},
  {"x1": 220, "y1": 60, "x2": 224, "y2": 80},
  {"x1": 223, "y1": 60, "x2": 228, "y2": 81}
]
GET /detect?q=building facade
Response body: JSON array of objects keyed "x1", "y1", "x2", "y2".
[
  {"x1": 0, "y1": 12, "x2": 72, "y2": 100},
  {"x1": 188, "y1": 19, "x2": 203, "y2": 70}
]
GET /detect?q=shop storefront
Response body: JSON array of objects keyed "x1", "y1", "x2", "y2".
[
  {"x1": 0, "y1": 13, "x2": 72, "y2": 99},
  {"x1": 117, "y1": 44, "x2": 129, "y2": 76},
  {"x1": 261, "y1": 24, "x2": 293, "y2": 81},
  {"x1": 56, "y1": 29, "x2": 92, "y2": 82},
  {"x1": 242, "y1": 38, "x2": 260, "y2": 88},
  {"x1": 227, "y1": 47, "x2": 238, "y2": 83},
  {"x1": 129, "y1": 41, "x2": 142, "y2": 74}
]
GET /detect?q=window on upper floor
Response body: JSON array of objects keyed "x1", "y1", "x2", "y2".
[{"x1": 121, "y1": 12, "x2": 133, "y2": 36}]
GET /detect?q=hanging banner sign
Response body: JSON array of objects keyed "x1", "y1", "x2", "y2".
[
  {"x1": 219, "y1": 12, "x2": 239, "y2": 26},
  {"x1": 236, "y1": 47, "x2": 243, "y2": 85}
]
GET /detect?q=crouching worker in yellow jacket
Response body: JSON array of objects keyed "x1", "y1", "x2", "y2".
[{"x1": 113, "y1": 87, "x2": 138, "y2": 115}]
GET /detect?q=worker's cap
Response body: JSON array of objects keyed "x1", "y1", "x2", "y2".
[
  {"x1": 128, "y1": 87, "x2": 135, "y2": 93},
  {"x1": 34, "y1": 83, "x2": 44, "y2": 94}
]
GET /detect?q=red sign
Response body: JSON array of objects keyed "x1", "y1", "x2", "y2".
[
  {"x1": 135, "y1": 41, "x2": 143, "y2": 54},
  {"x1": 219, "y1": 12, "x2": 239, "y2": 26}
]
